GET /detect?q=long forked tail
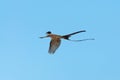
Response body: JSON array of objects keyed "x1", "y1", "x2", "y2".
[
  {"x1": 67, "y1": 38, "x2": 95, "y2": 42},
  {"x1": 62, "y1": 30, "x2": 86, "y2": 40}
]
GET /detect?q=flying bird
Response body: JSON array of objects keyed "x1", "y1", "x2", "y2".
[{"x1": 40, "y1": 30, "x2": 94, "y2": 54}]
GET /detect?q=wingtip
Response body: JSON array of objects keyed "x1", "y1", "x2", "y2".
[
  {"x1": 48, "y1": 52, "x2": 55, "y2": 54},
  {"x1": 82, "y1": 30, "x2": 86, "y2": 32},
  {"x1": 39, "y1": 37, "x2": 44, "y2": 39}
]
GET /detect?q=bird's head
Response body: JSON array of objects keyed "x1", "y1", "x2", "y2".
[{"x1": 46, "y1": 31, "x2": 52, "y2": 34}]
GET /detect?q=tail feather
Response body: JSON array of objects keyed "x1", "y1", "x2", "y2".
[{"x1": 62, "y1": 30, "x2": 86, "y2": 40}]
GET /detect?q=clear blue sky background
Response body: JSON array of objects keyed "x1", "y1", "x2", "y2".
[{"x1": 0, "y1": 0, "x2": 120, "y2": 80}]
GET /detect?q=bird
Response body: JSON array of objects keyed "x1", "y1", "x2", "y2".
[{"x1": 40, "y1": 30, "x2": 94, "y2": 54}]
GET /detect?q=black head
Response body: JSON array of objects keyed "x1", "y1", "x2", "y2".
[{"x1": 46, "y1": 31, "x2": 52, "y2": 34}]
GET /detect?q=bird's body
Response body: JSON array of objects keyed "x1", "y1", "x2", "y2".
[
  {"x1": 47, "y1": 34, "x2": 62, "y2": 53},
  {"x1": 47, "y1": 34, "x2": 61, "y2": 39},
  {"x1": 40, "y1": 30, "x2": 94, "y2": 54}
]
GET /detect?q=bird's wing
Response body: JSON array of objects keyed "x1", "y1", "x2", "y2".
[
  {"x1": 62, "y1": 30, "x2": 86, "y2": 39},
  {"x1": 49, "y1": 38, "x2": 61, "y2": 54}
]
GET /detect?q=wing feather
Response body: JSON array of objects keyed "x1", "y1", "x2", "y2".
[{"x1": 49, "y1": 38, "x2": 61, "y2": 54}]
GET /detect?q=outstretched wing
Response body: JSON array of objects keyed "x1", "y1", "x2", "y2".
[
  {"x1": 62, "y1": 30, "x2": 86, "y2": 40},
  {"x1": 49, "y1": 38, "x2": 61, "y2": 54}
]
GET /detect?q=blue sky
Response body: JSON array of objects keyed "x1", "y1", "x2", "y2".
[{"x1": 0, "y1": 0, "x2": 120, "y2": 80}]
